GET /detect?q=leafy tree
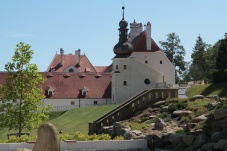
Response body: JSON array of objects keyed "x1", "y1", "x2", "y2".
[
  {"x1": 188, "y1": 35, "x2": 210, "y2": 81},
  {"x1": 159, "y1": 33, "x2": 186, "y2": 83},
  {"x1": 0, "y1": 42, "x2": 51, "y2": 137},
  {"x1": 216, "y1": 35, "x2": 227, "y2": 71}
]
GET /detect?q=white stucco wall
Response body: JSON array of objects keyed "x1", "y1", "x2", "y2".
[
  {"x1": 0, "y1": 139, "x2": 147, "y2": 151},
  {"x1": 112, "y1": 57, "x2": 163, "y2": 104},
  {"x1": 42, "y1": 98, "x2": 111, "y2": 110},
  {"x1": 131, "y1": 51, "x2": 175, "y2": 85}
]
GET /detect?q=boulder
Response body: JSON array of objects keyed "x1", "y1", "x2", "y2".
[
  {"x1": 206, "y1": 101, "x2": 219, "y2": 111},
  {"x1": 186, "y1": 123, "x2": 197, "y2": 129},
  {"x1": 185, "y1": 146, "x2": 195, "y2": 151},
  {"x1": 190, "y1": 95, "x2": 204, "y2": 101},
  {"x1": 206, "y1": 95, "x2": 220, "y2": 101},
  {"x1": 214, "y1": 139, "x2": 227, "y2": 150},
  {"x1": 193, "y1": 133, "x2": 207, "y2": 148},
  {"x1": 123, "y1": 130, "x2": 145, "y2": 140},
  {"x1": 169, "y1": 133, "x2": 184, "y2": 146},
  {"x1": 172, "y1": 110, "x2": 193, "y2": 117},
  {"x1": 175, "y1": 142, "x2": 187, "y2": 151},
  {"x1": 191, "y1": 115, "x2": 207, "y2": 123},
  {"x1": 201, "y1": 143, "x2": 215, "y2": 150},
  {"x1": 211, "y1": 131, "x2": 222, "y2": 142},
  {"x1": 160, "y1": 106, "x2": 168, "y2": 113},
  {"x1": 152, "y1": 100, "x2": 166, "y2": 108},
  {"x1": 183, "y1": 134, "x2": 196, "y2": 146},
  {"x1": 112, "y1": 122, "x2": 131, "y2": 137},
  {"x1": 154, "y1": 118, "x2": 166, "y2": 130},
  {"x1": 214, "y1": 108, "x2": 227, "y2": 120},
  {"x1": 33, "y1": 123, "x2": 60, "y2": 151}
]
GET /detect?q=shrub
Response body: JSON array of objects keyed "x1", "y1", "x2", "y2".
[
  {"x1": 216, "y1": 98, "x2": 227, "y2": 109},
  {"x1": 187, "y1": 98, "x2": 210, "y2": 115},
  {"x1": 166, "y1": 98, "x2": 188, "y2": 112}
]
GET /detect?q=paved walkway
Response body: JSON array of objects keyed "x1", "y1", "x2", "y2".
[{"x1": 178, "y1": 87, "x2": 187, "y2": 98}]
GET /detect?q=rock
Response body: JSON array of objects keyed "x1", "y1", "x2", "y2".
[
  {"x1": 206, "y1": 95, "x2": 220, "y2": 101},
  {"x1": 149, "y1": 115, "x2": 156, "y2": 119},
  {"x1": 191, "y1": 115, "x2": 208, "y2": 123},
  {"x1": 172, "y1": 110, "x2": 193, "y2": 117},
  {"x1": 152, "y1": 100, "x2": 166, "y2": 107},
  {"x1": 12, "y1": 149, "x2": 32, "y2": 151},
  {"x1": 201, "y1": 143, "x2": 215, "y2": 150},
  {"x1": 160, "y1": 106, "x2": 168, "y2": 113},
  {"x1": 214, "y1": 108, "x2": 227, "y2": 119},
  {"x1": 175, "y1": 142, "x2": 187, "y2": 151},
  {"x1": 146, "y1": 134, "x2": 164, "y2": 148},
  {"x1": 186, "y1": 123, "x2": 197, "y2": 129},
  {"x1": 33, "y1": 123, "x2": 60, "y2": 151},
  {"x1": 123, "y1": 130, "x2": 145, "y2": 140},
  {"x1": 185, "y1": 146, "x2": 195, "y2": 151},
  {"x1": 112, "y1": 122, "x2": 131, "y2": 137},
  {"x1": 214, "y1": 139, "x2": 227, "y2": 150},
  {"x1": 190, "y1": 95, "x2": 204, "y2": 101},
  {"x1": 169, "y1": 133, "x2": 184, "y2": 146},
  {"x1": 211, "y1": 131, "x2": 222, "y2": 142},
  {"x1": 183, "y1": 135, "x2": 196, "y2": 146},
  {"x1": 154, "y1": 118, "x2": 166, "y2": 130},
  {"x1": 206, "y1": 101, "x2": 219, "y2": 111},
  {"x1": 98, "y1": 126, "x2": 112, "y2": 134},
  {"x1": 193, "y1": 133, "x2": 207, "y2": 148}
]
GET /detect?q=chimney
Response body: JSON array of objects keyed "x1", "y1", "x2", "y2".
[
  {"x1": 60, "y1": 48, "x2": 64, "y2": 66},
  {"x1": 146, "y1": 22, "x2": 151, "y2": 50},
  {"x1": 77, "y1": 49, "x2": 81, "y2": 66}
]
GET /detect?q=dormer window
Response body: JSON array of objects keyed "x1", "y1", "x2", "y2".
[
  {"x1": 47, "y1": 86, "x2": 54, "y2": 96},
  {"x1": 81, "y1": 87, "x2": 88, "y2": 96},
  {"x1": 69, "y1": 68, "x2": 74, "y2": 72}
]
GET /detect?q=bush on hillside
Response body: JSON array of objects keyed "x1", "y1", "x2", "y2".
[{"x1": 166, "y1": 98, "x2": 188, "y2": 112}]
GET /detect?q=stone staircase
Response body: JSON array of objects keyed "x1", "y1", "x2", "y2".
[{"x1": 89, "y1": 88, "x2": 178, "y2": 134}]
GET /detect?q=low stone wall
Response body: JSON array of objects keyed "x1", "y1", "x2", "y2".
[{"x1": 0, "y1": 139, "x2": 147, "y2": 151}]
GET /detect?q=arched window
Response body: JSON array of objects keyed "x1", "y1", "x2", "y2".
[{"x1": 69, "y1": 69, "x2": 74, "y2": 72}]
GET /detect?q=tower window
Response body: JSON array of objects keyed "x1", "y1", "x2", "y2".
[
  {"x1": 145, "y1": 60, "x2": 148, "y2": 64},
  {"x1": 144, "y1": 78, "x2": 151, "y2": 85},
  {"x1": 160, "y1": 61, "x2": 162, "y2": 64},
  {"x1": 123, "y1": 81, "x2": 127, "y2": 85},
  {"x1": 116, "y1": 65, "x2": 118, "y2": 69},
  {"x1": 123, "y1": 65, "x2": 127, "y2": 69}
]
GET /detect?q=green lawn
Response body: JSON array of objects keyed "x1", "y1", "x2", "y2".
[
  {"x1": 0, "y1": 104, "x2": 118, "y2": 140},
  {"x1": 186, "y1": 82, "x2": 227, "y2": 98}
]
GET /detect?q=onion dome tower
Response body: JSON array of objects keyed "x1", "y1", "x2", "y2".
[{"x1": 113, "y1": 6, "x2": 133, "y2": 58}]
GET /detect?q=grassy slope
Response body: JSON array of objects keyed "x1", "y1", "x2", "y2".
[
  {"x1": 0, "y1": 104, "x2": 118, "y2": 140},
  {"x1": 186, "y1": 82, "x2": 227, "y2": 98}
]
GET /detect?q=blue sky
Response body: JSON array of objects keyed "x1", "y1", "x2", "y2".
[{"x1": 0, "y1": 0, "x2": 227, "y2": 71}]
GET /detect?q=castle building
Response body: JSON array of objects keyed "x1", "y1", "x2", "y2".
[
  {"x1": 0, "y1": 6, "x2": 175, "y2": 110},
  {"x1": 112, "y1": 6, "x2": 175, "y2": 103}
]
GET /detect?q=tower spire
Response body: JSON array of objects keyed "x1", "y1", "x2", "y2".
[{"x1": 122, "y1": 3, "x2": 125, "y2": 20}]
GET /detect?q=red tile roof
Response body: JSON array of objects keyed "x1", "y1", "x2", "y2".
[
  {"x1": 94, "y1": 65, "x2": 112, "y2": 72},
  {"x1": 42, "y1": 72, "x2": 111, "y2": 99},
  {"x1": 131, "y1": 31, "x2": 161, "y2": 52},
  {"x1": 46, "y1": 53, "x2": 97, "y2": 73},
  {"x1": 0, "y1": 72, "x2": 111, "y2": 99}
]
